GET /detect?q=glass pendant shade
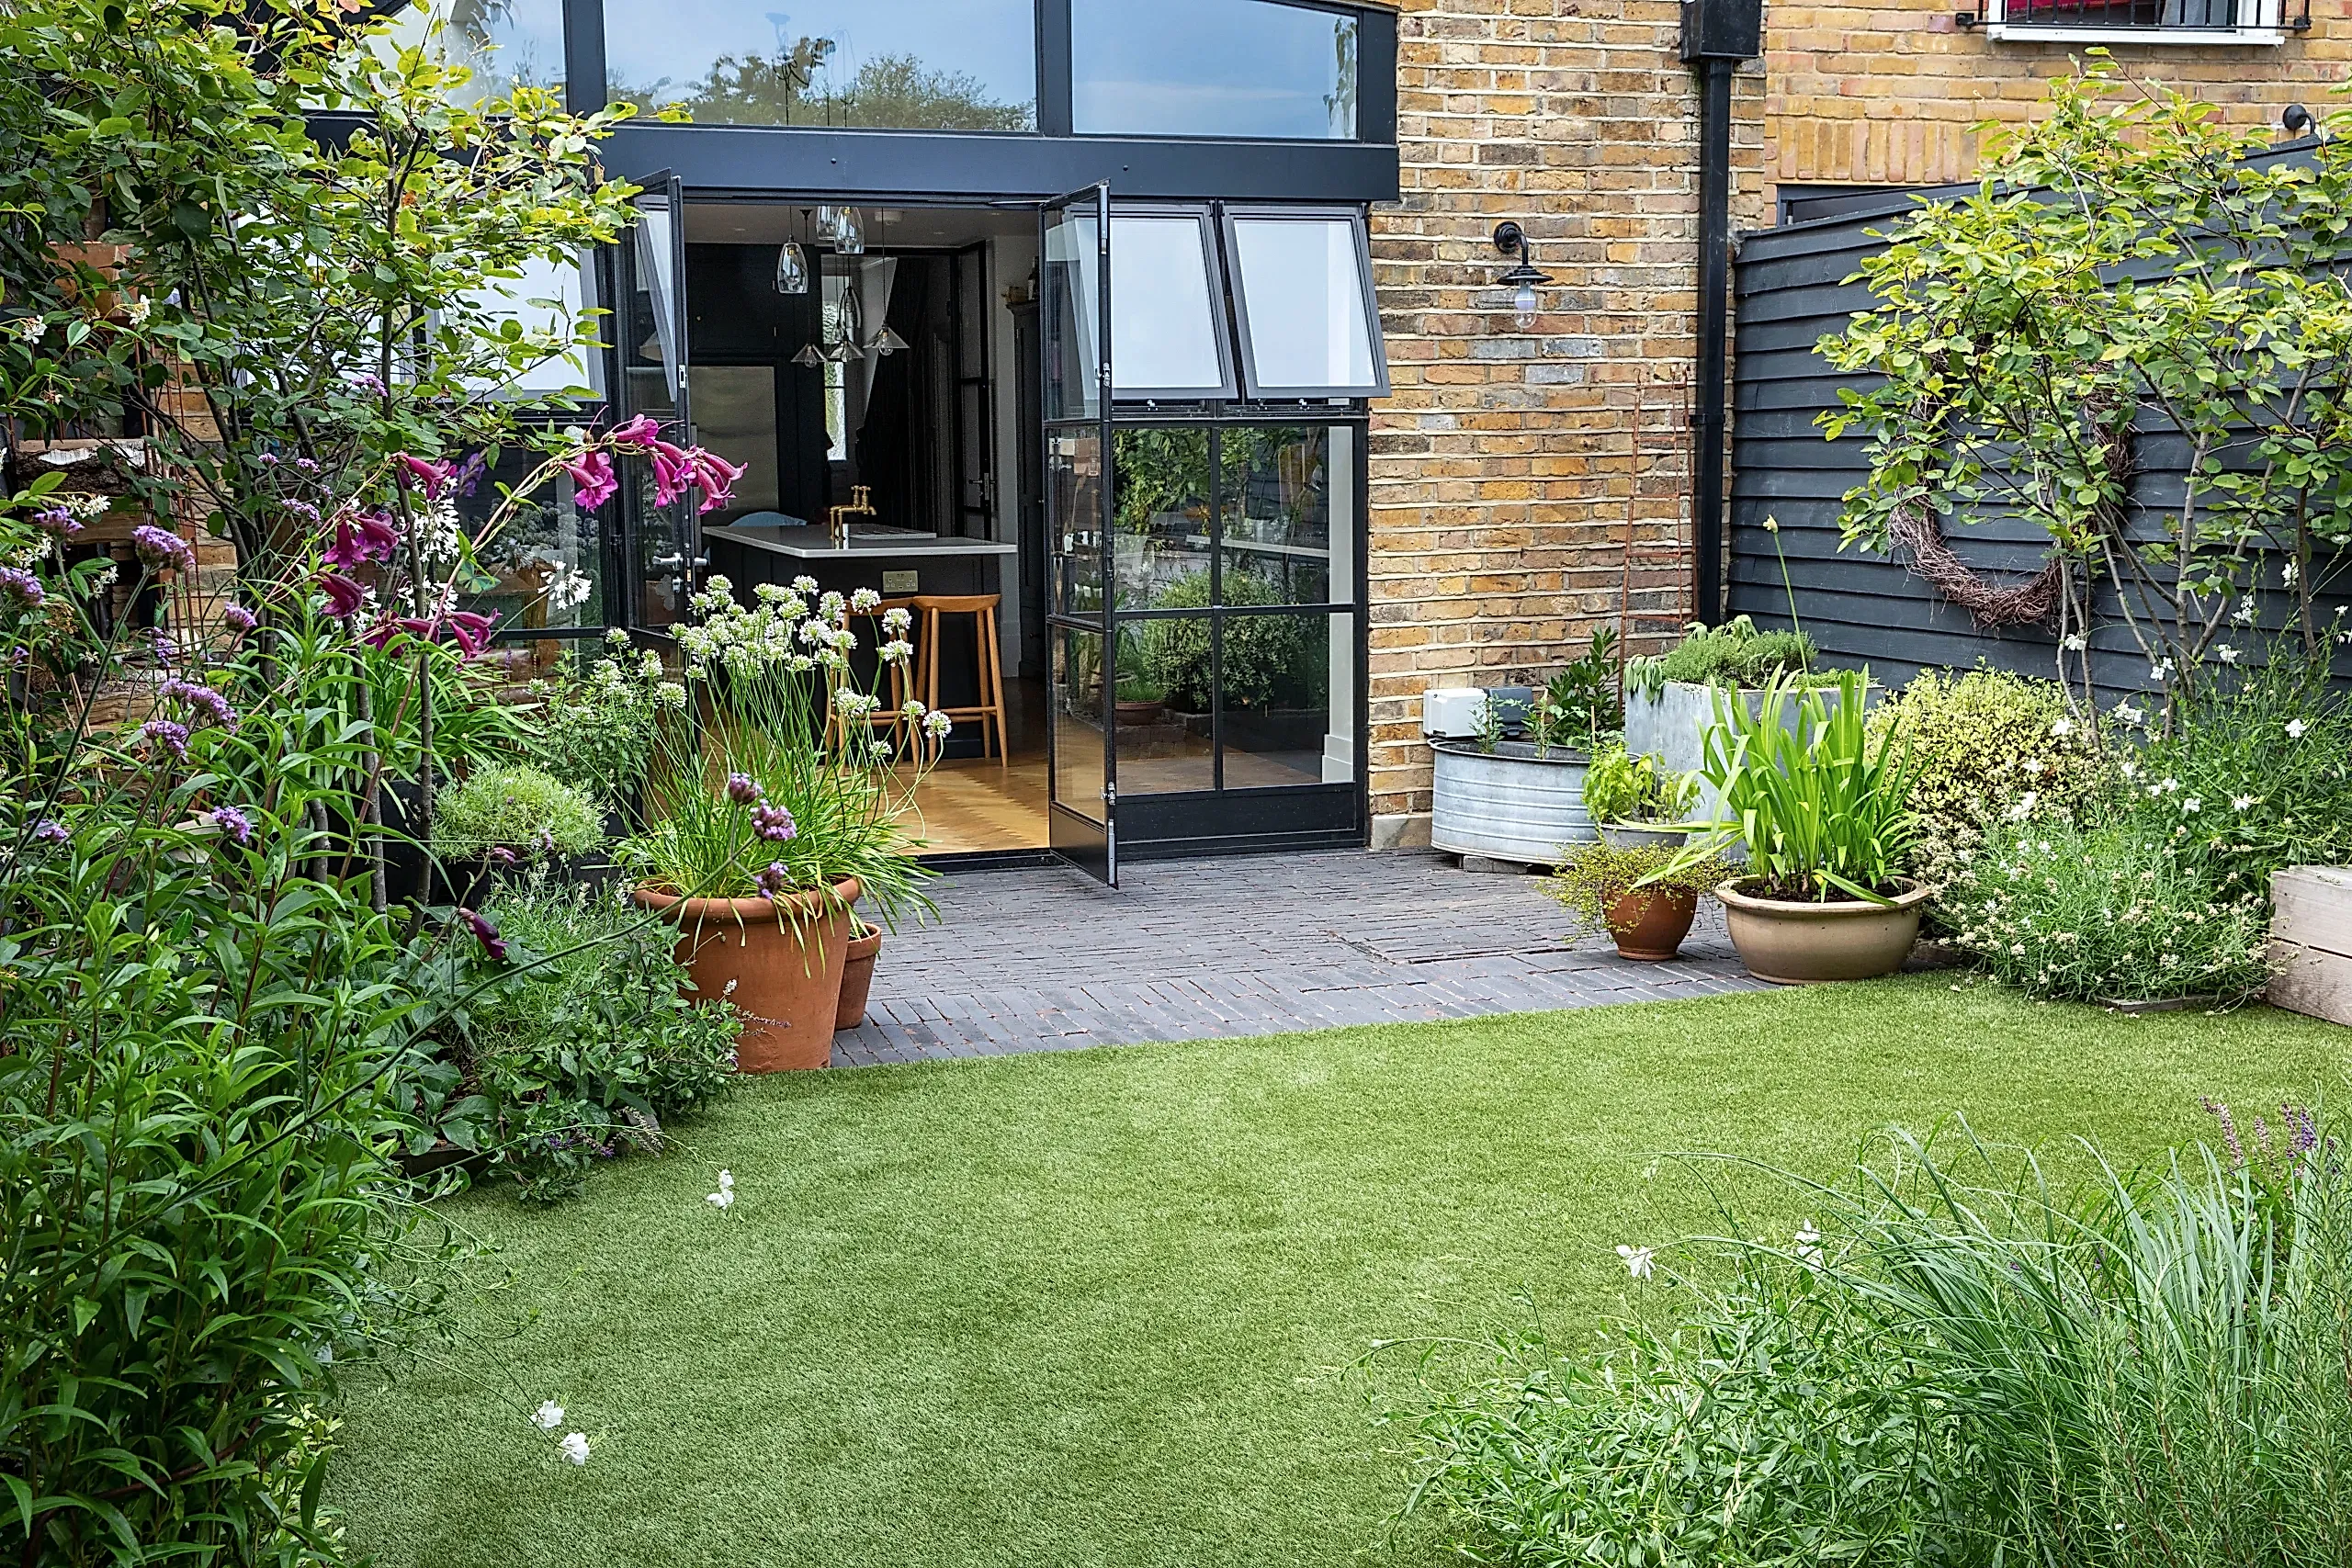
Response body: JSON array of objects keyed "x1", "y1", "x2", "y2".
[
  {"x1": 834, "y1": 209, "x2": 865, "y2": 255},
  {"x1": 790, "y1": 342, "x2": 825, "y2": 367},
  {"x1": 814, "y1": 206, "x2": 841, "y2": 240},
  {"x1": 774, "y1": 241, "x2": 808, "y2": 296},
  {"x1": 870, "y1": 326, "x2": 909, "y2": 356}
]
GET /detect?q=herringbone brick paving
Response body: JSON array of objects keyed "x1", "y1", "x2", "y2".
[{"x1": 833, "y1": 850, "x2": 1765, "y2": 1066}]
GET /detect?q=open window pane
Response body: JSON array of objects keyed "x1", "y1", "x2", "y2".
[
  {"x1": 1042, "y1": 207, "x2": 1101, "y2": 423},
  {"x1": 1109, "y1": 212, "x2": 1233, "y2": 400},
  {"x1": 1072, "y1": 0, "x2": 1360, "y2": 140},
  {"x1": 1225, "y1": 210, "x2": 1387, "y2": 399},
  {"x1": 604, "y1": 0, "x2": 1036, "y2": 130}
]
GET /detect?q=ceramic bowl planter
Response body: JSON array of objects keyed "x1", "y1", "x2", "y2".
[
  {"x1": 633, "y1": 877, "x2": 863, "y2": 1071},
  {"x1": 836, "y1": 922, "x2": 884, "y2": 1031},
  {"x1": 1430, "y1": 739, "x2": 1597, "y2": 865},
  {"x1": 1715, "y1": 879, "x2": 1930, "y2": 985},
  {"x1": 1606, "y1": 886, "x2": 1700, "y2": 962}
]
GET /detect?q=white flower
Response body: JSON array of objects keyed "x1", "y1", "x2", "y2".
[
  {"x1": 2114, "y1": 702, "x2": 2146, "y2": 728},
  {"x1": 2150, "y1": 659, "x2": 2175, "y2": 682},
  {"x1": 534, "y1": 1400, "x2": 565, "y2": 1430},
  {"x1": 2062, "y1": 633, "x2": 2086, "y2": 652},
  {"x1": 850, "y1": 587, "x2": 881, "y2": 614},
  {"x1": 2051, "y1": 716, "x2": 2074, "y2": 737},
  {"x1": 2233, "y1": 795, "x2": 2256, "y2": 812},
  {"x1": 1762, "y1": 513, "x2": 1781, "y2": 534},
  {"x1": 2284, "y1": 560, "x2": 2299, "y2": 587},
  {"x1": 791, "y1": 574, "x2": 818, "y2": 593},
  {"x1": 707, "y1": 1168, "x2": 735, "y2": 1210},
  {"x1": 2216, "y1": 644, "x2": 2241, "y2": 665},
  {"x1": 879, "y1": 638, "x2": 914, "y2": 664},
  {"x1": 2119, "y1": 760, "x2": 2140, "y2": 781},
  {"x1": 8, "y1": 315, "x2": 48, "y2": 344},
  {"x1": 2182, "y1": 796, "x2": 2202, "y2": 814},
  {"x1": 560, "y1": 1432, "x2": 591, "y2": 1466},
  {"x1": 2234, "y1": 599, "x2": 2259, "y2": 626},
  {"x1": 2156, "y1": 776, "x2": 2180, "y2": 795},
  {"x1": 545, "y1": 563, "x2": 592, "y2": 612},
  {"x1": 125, "y1": 296, "x2": 153, "y2": 327},
  {"x1": 1794, "y1": 1221, "x2": 1824, "y2": 1270},
  {"x1": 2289, "y1": 719, "x2": 2310, "y2": 739},
  {"x1": 2006, "y1": 790, "x2": 2040, "y2": 821},
  {"x1": 922, "y1": 709, "x2": 954, "y2": 740},
  {"x1": 1615, "y1": 1244, "x2": 1655, "y2": 1280},
  {"x1": 882, "y1": 605, "x2": 912, "y2": 635}
]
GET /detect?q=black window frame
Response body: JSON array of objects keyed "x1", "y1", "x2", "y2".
[
  {"x1": 1217, "y1": 203, "x2": 1389, "y2": 401},
  {"x1": 1108, "y1": 203, "x2": 1241, "y2": 405},
  {"x1": 1066, "y1": 0, "x2": 1375, "y2": 144}
]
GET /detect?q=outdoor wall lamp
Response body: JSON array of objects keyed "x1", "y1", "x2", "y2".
[{"x1": 1492, "y1": 220, "x2": 1552, "y2": 331}]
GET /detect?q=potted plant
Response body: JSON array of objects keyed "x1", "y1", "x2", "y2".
[
  {"x1": 1581, "y1": 741, "x2": 1698, "y2": 850},
  {"x1": 625, "y1": 576, "x2": 942, "y2": 1071},
  {"x1": 1430, "y1": 630, "x2": 1620, "y2": 866},
  {"x1": 1546, "y1": 839, "x2": 1732, "y2": 961},
  {"x1": 433, "y1": 761, "x2": 606, "y2": 904},
  {"x1": 836, "y1": 919, "x2": 885, "y2": 1030},
  {"x1": 1623, "y1": 618, "x2": 1859, "y2": 819},
  {"x1": 1114, "y1": 626, "x2": 1166, "y2": 728},
  {"x1": 1672, "y1": 669, "x2": 1928, "y2": 984}
]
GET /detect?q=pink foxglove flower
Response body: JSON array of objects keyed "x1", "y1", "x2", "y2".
[
  {"x1": 648, "y1": 440, "x2": 694, "y2": 508},
  {"x1": 458, "y1": 907, "x2": 508, "y2": 963},
  {"x1": 323, "y1": 510, "x2": 400, "y2": 568},
  {"x1": 395, "y1": 453, "x2": 456, "y2": 499},
  {"x1": 608, "y1": 413, "x2": 662, "y2": 447}
]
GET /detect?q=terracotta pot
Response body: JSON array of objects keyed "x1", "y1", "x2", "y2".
[
  {"x1": 1715, "y1": 877, "x2": 1930, "y2": 985},
  {"x1": 835, "y1": 923, "x2": 884, "y2": 1031},
  {"x1": 632, "y1": 878, "x2": 862, "y2": 1071},
  {"x1": 1606, "y1": 886, "x2": 1698, "y2": 962}
]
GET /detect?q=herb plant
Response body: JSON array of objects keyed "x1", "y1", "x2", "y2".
[
  {"x1": 525, "y1": 629, "x2": 686, "y2": 810},
  {"x1": 1527, "y1": 627, "x2": 1622, "y2": 755},
  {"x1": 436, "y1": 763, "x2": 605, "y2": 862},
  {"x1": 1544, "y1": 840, "x2": 1730, "y2": 936},
  {"x1": 1625, "y1": 615, "x2": 1818, "y2": 701}
]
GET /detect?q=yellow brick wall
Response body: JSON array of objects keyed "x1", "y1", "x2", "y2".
[
  {"x1": 1365, "y1": 0, "x2": 1768, "y2": 840},
  {"x1": 1767, "y1": 0, "x2": 2352, "y2": 197}
]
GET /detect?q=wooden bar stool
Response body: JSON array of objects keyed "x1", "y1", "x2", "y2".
[
  {"x1": 829, "y1": 596, "x2": 918, "y2": 756},
  {"x1": 911, "y1": 592, "x2": 1007, "y2": 767}
]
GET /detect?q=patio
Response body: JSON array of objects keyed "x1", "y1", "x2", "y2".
[{"x1": 836, "y1": 850, "x2": 1765, "y2": 1064}]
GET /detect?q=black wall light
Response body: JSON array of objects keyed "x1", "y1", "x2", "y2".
[{"x1": 1492, "y1": 221, "x2": 1552, "y2": 331}]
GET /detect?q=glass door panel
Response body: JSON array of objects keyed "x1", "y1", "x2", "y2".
[
  {"x1": 1042, "y1": 184, "x2": 1116, "y2": 884},
  {"x1": 619, "y1": 174, "x2": 696, "y2": 636}
]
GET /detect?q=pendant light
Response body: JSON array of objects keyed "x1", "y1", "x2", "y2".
[
  {"x1": 773, "y1": 209, "x2": 808, "y2": 296},
  {"x1": 870, "y1": 326, "x2": 909, "y2": 356},
  {"x1": 833, "y1": 207, "x2": 865, "y2": 255},
  {"x1": 814, "y1": 205, "x2": 841, "y2": 241},
  {"x1": 791, "y1": 341, "x2": 826, "y2": 367}
]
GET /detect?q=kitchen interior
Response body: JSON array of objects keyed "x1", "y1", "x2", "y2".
[{"x1": 684, "y1": 201, "x2": 1054, "y2": 854}]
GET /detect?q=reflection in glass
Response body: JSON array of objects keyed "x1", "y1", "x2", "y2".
[
  {"x1": 1218, "y1": 612, "x2": 1349, "y2": 788},
  {"x1": 1048, "y1": 429, "x2": 1105, "y2": 615},
  {"x1": 1042, "y1": 206, "x2": 1101, "y2": 423},
  {"x1": 1114, "y1": 617, "x2": 1214, "y2": 794},
  {"x1": 1109, "y1": 214, "x2": 1227, "y2": 396},
  {"x1": 457, "y1": 446, "x2": 606, "y2": 673},
  {"x1": 1229, "y1": 215, "x2": 1381, "y2": 394},
  {"x1": 1219, "y1": 427, "x2": 1337, "y2": 605},
  {"x1": 1052, "y1": 626, "x2": 1108, "y2": 824},
  {"x1": 688, "y1": 367, "x2": 781, "y2": 525},
  {"x1": 1112, "y1": 428, "x2": 1212, "y2": 610},
  {"x1": 1073, "y1": 0, "x2": 1358, "y2": 140},
  {"x1": 605, "y1": 0, "x2": 1036, "y2": 130},
  {"x1": 381, "y1": 0, "x2": 567, "y2": 107}
]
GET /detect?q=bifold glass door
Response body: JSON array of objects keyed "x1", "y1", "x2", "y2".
[
  {"x1": 617, "y1": 173, "x2": 698, "y2": 637},
  {"x1": 1041, "y1": 184, "x2": 1117, "y2": 885}
]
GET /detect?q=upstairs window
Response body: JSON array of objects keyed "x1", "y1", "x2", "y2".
[
  {"x1": 604, "y1": 0, "x2": 1038, "y2": 129},
  {"x1": 1071, "y1": 0, "x2": 1361, "y2": 140},
  {"x1": 380, "y1": 0, "x2": 568, "y2": 107},
  {"x1": 1966, "y1": 0, "x2": 2301, "y2": 38}
]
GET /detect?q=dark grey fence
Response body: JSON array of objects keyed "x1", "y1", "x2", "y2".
[{"x1": 1727, "y1": 185, "x2": 2349, "y2": 697}]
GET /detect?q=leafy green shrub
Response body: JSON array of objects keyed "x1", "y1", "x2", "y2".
[
  {"x1": 1401, "y1": 1111, "x2": 2352, "y2": 1568},
  {"x1": 1544, "y1": 839, "x2": 1729, "y2": 935},
  {"x1": 1581, "y1": 741, "x2": 1696, "y2": 825},
  {"x1": 1938, "y1": 818, "x2": 2272, "y2": 1002},
  {"x1": 1145, "y1": 568, "x2": 1319, "y2": 712},
  {"x1": 524, "y1": 628, "x2": 684, "y2": 810},
  {"x1": 1528, "y1": 628, "x2": 1623, "y2": 753},
  {"x1": 1868, "y1": 666, "x2": 2107, "y2": 892},
  {"x1": 436, "y1": 763, "x2": 605, "y2": 862},
  {"x1": 428, "y1": 878, "x2": 741, "y2": 1202},
  {"x1": 2127, "y1": 639, "x2": 2352, "y2": 903},
  {"x1": 1625, "y1": 615, "x2": 1819, "y2": 699}
]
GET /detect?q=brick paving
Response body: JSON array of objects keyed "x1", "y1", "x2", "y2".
[{"x1": 832, "y1": 850, "x2": 1766, "y2": 1066}]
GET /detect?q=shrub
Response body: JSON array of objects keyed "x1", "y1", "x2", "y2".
[
  {"x1": 1938, "y1": 818, "x2": 2272, "y2": 1002},
  {"x1": 1528, "y1": 628, "x2": 1623, "y2": 754},
  {"x1": 1399, "y1": 1111, "x2": 2352, "y2": 1568},
  {"x1": 2127, "y1": 639, "x2": 2352, "y2": 903},
  {"x1": 1868, "y1": 666, "x2": 2107, "y2": 893},
  {"x1": 524, "y1": 629, "x2": 684, "y2": 810},
  {"x1": 436, "y1": 763, "x2": 605, "y2": 862},
  {"x1": 1626, "y1": 615, "x2": 1819, "y2": 699},
  {"x1": 427, "y1": 878, "x2": 741, "y2": 1203},
  {"x1": 1581, "y1": 741, "x2": 1696, "y2": 826},
  {"x1": 1145, "y1": 567, "x2": 1319, "y2": 712}
]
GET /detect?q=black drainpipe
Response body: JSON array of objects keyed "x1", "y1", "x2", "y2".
[{"x1": 1680, "y1": 0, "x2": 1762, "y2": 627}]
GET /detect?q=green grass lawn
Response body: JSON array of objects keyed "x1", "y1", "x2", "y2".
[{"x1": 332, "y1": 976, "x2": 2346, "y2": 1568}]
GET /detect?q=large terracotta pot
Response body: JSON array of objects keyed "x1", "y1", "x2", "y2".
[
  {"x1": 632, "y1": 877, "x2": 862, "y2": 1071},
  {"x1": 1605, "y1": 886, "x2": 1699, "y2": 963},
  {"x1": 1715, "y1": 877, "x2": 1930, "y2": 985},
  {"x1": 835, "y1": 923, "x2": 884, "y2": 1031}
]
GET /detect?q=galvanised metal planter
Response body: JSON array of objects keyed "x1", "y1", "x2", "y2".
[
  {"x1": 1429, "y1": 739, "x2": 1597, "y2": 866},
  {"x1": 1624, "y1": 680, "x2": 1879, "y2": 819}
]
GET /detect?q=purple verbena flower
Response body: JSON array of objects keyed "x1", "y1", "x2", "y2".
[
  {"x1": 160, "y1": 677, "x2": 239, "y2": 733},
  {"x1": 486, "y1": 845, "x2": 517, "y2": 865},
  {"x1": 31, "y1": 505, "x2": 80, "y2": 537},
  {"x1": 750, "y1": 803, "x2": 797, "y2": 843},
  {"x1": 454, "y1": 451, "x2": 489, "y2": 498},
  {"x1": 294, "y1": 457, "x2": 318, "y2": 473},
  {"x1": 149, "y1": 628, "x2": 176, "y2": 666},
  {"x1": 258, "y1": 452, "x2": 279, "y2": 467},
  {"x1": 206, "y1": 805, "x2": 254, "y2": 847},
  {"x1": 2200, "y1": 1096, "x2": 2245, "y2": 1170},
  {"x1": 0, "y1": 567, "x2": 43, "y2": 608},
  {"x1": 138, "y1": 717, "x2": 190, "y2": 762},
  {"x1": 29, "y1": 818, "x2": 68, "y2": 845},
  {"x1": 130, "y1": 525, "x2": 195, "y2": 575},
  {"x1": 222, "y1": 603, "x2": 257, "y2": 633},
  {"x1": 726, "y1": 773, "x2": 763, "y2": 806},
  {"x1": 458, "y1": 907, "x2": 508, "y2": 963},
  {"x1": 753, "y1": 861, "x2": 792, "y2": 901}
]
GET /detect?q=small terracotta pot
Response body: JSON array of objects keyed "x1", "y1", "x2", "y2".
[
  {"x1": 632, "y1": 877, "x2": 862, "y2": 1071},
  {"x1": 1715, "y1": 877, "x2": 1930, "y2": 985},
  {"x1": 1605, "y1": 886, "x2": 1699, "y2": 962},
  {"x1": 836, "y1": 923, "x2": 884, "y2": 1031}
]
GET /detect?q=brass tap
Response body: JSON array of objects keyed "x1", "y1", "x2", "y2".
[{"x1": 827, "y1": 485, "x2": 876, "y2": 547}]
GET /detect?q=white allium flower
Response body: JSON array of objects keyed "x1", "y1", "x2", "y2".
[
  {"x1": 791, "y1": 574, "x2": 818, "y2": 593},
  {"x1": 2182, "y1": 796, "x2": 2202, "y2": 814},
  {"x1": 922, "y1": 709, "x2": 954, "y2": 740},
  {"x1": 639, "y1": 649, "x2": 663, "y2": 679},
  {"x1": 2216, "y1": 644, "x2": 2241, "y2": 665},
  {"x1": 705, "y1": 573, "x2": 733, "y2": 597},
  {"x1": 882, "y1": 605, "x2": 912, "y2": 635},
  {"x1": 850, "y1": 587, "x2": 881, "y2": 613},
  {"x1": 880, "y1": 638, "x2": 914, "y2": 664},
  {"x1": 901, "y1": 699, "x2": 928, "y2": 721},
  {"x1": 560, "y1": 1432, "x2": 591, "y2": 1466},
  {"x1": 1615, "y1": 1244, "x2": 1655, "y2": 1280},
  {"x1": 2289, "y1": 718, "x2": 2310, "y2": 739},
  {"x1": 655, "y1": 682, "x2": 687, "y2": 709},
  {"x1": 754, "y1": 581, "x2": 791, "y2": 604},
  {"x1": 534, "y1": 1400, "x2": 565, "y2": 1430},
  {"x1": 545, "y1": 563, "x2": 592, "y2": 612}
]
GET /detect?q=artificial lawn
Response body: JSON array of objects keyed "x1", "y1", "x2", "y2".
[{"x1": 333, "y1": 976, "x2": 2346, "y2": 1568}]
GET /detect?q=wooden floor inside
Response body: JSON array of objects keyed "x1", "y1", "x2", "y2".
[{"x1": 894, "y1": 753, "x2": 1051, "y2": 854}]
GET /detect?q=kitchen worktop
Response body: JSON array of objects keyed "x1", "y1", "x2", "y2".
[{"x1": 706, "y1": 523, "x2": 1017, "y2": 561}]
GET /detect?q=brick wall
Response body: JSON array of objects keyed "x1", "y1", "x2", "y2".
[
  {"x1": 1363, "y1": 0, "x2": 1768, "y2": 842},
  {"x1": 1767, "y1": 1, "x2": 2352, "y2": 199}
]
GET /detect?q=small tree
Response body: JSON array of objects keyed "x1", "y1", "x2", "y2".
[{"x1": 1821, "y1": 59, "x2": 2352, "y2": 719}]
